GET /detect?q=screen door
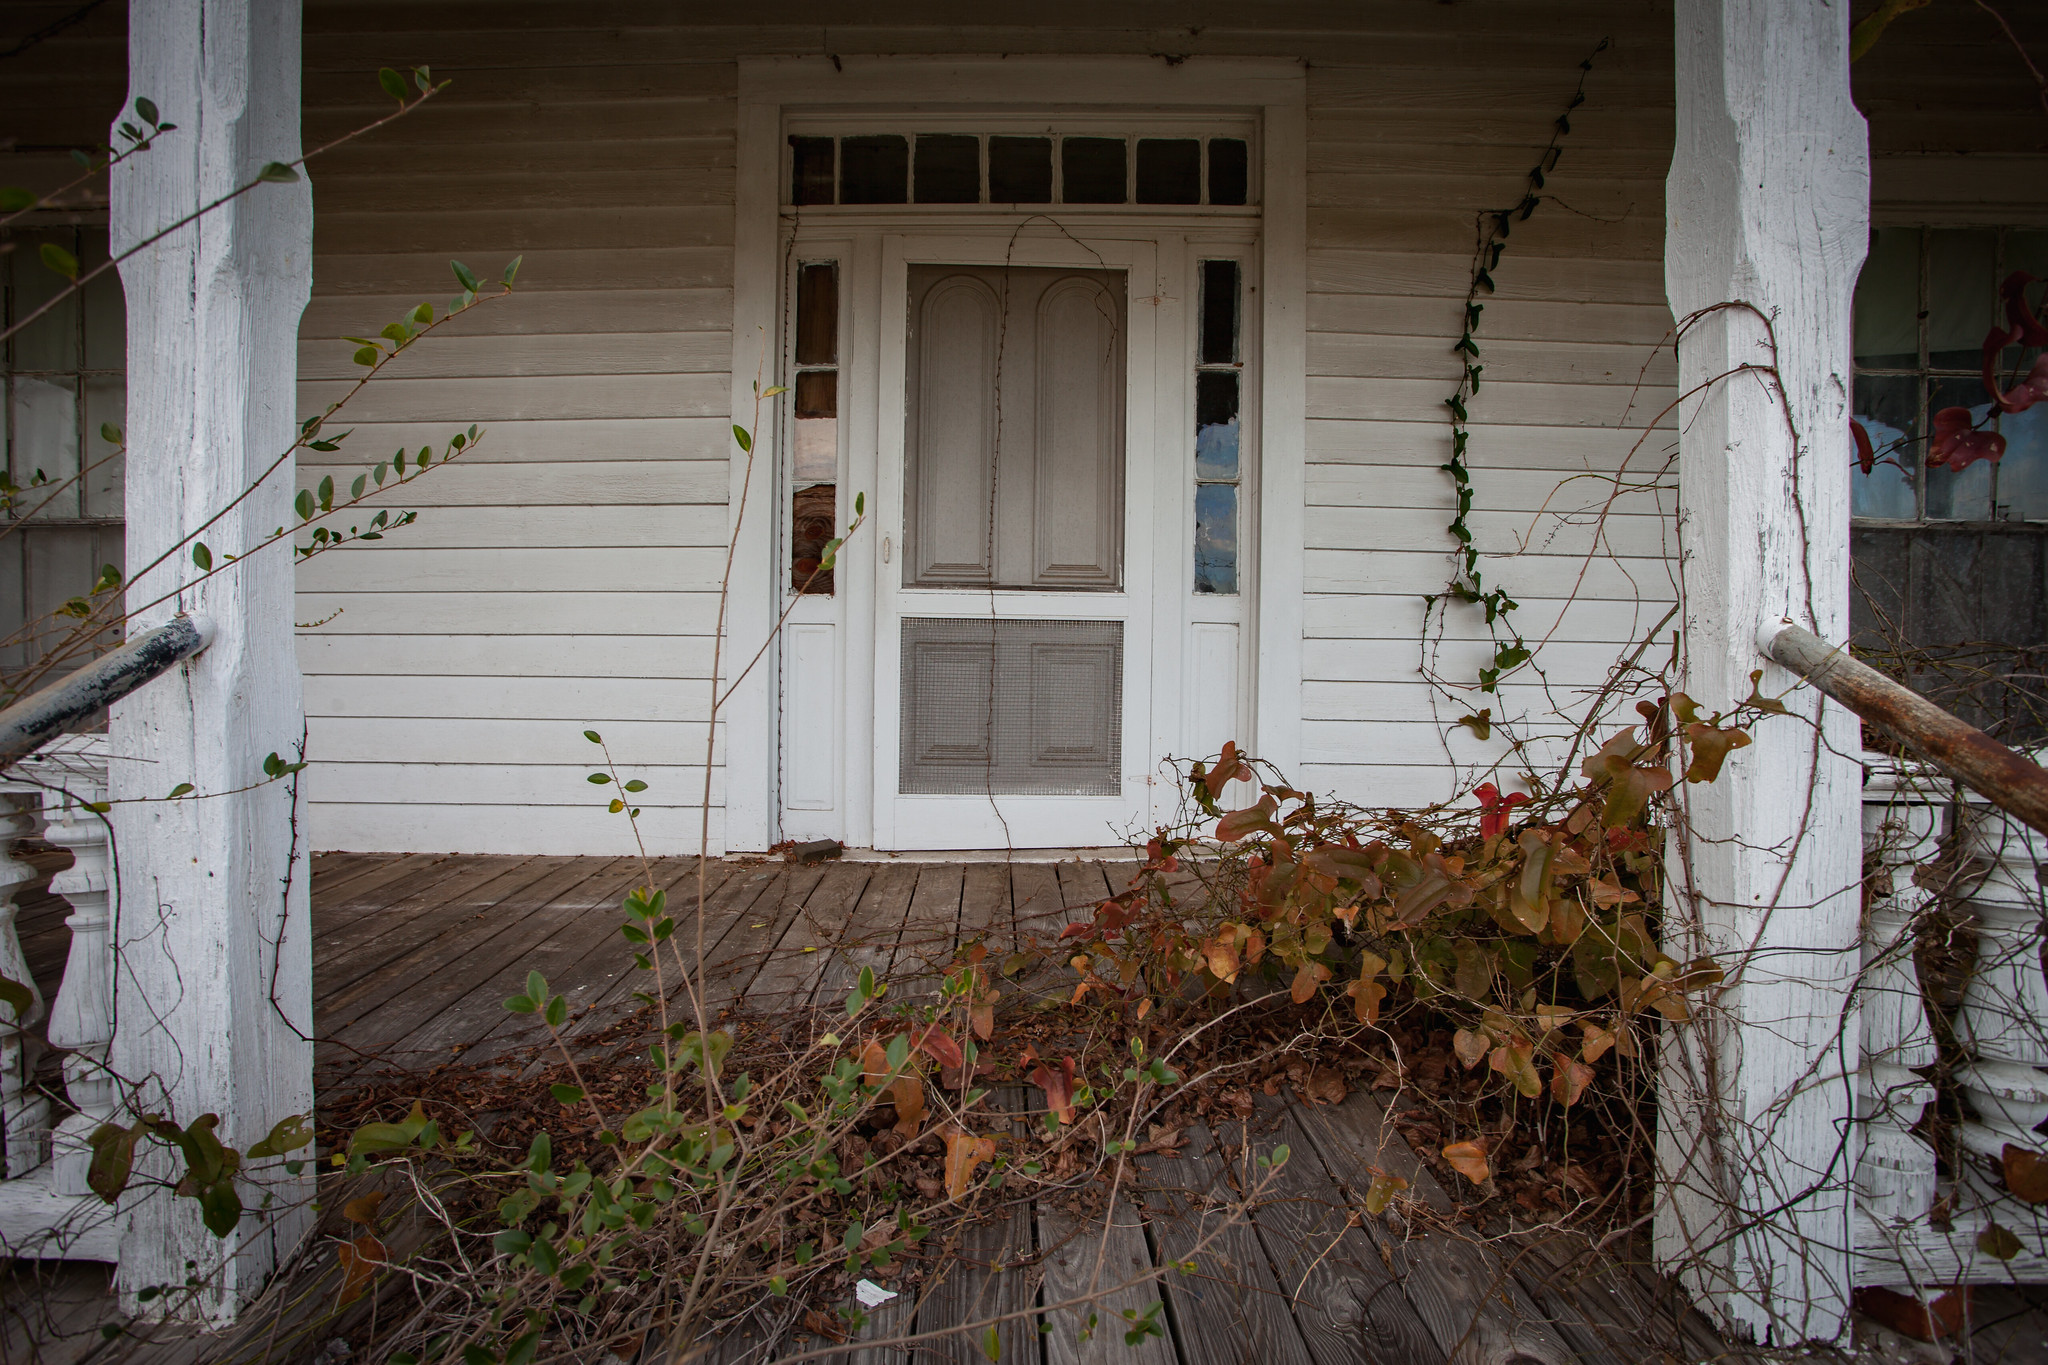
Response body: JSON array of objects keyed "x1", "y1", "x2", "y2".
[{"x1": 874, "y1": 249, "x2": 1159, "y2": 849}]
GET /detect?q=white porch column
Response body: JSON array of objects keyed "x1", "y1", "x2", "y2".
[
  {"x1": 108, "y1": 0, "x2": 313, "y2": 1318},
  {"x1": 1659, "y1": 0, "x2": 1868, "y2": 1345}
]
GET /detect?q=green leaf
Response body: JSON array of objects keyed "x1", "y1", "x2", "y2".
[
  {"x1": 256, "y1": 161, "x2": 299, "y2": 184},
  {"x1": 135, "y1": 97, "x2": 159, "y2": 125},
  {"x1": 245, "y1": 1114, "x2": 314, "y2": 1159},
  {"x1": 198, "y1": 1178, "x2": 242, "y2": 1236},
  {"x1": 412, "y1": 302, "x2": 433, "y2": 325},
  {"x1": 503, "y1": 994, "x2": 535, "y2": 1014},
  {"x1": 295, "y1": 489, "x2": 315, "y2": 522},
  {"x1": 99, "y1": 422, "x2": 123, "y2": 445},
  {"x1": 502, "y1": 255, "x2": 523, "y2": 286},
  {"x1": 623, "y1": 780, "x2": 648, "y2": 792},
  {"x1": 584, "y1": 729, "x2": 603, "y2": 744},
  {"x1": 353, "y1": 345, "x2": 379, "y2": 367},
  {"x1": 550, "y1": 1084, "x2": 584, "y2": 1105},
  {"x1": 544, "y1": 996, "x2": 568, "y2": 1027},
  {"x1": 40, "y1": 242, "x2": 79, "y2": 279},
  {"x1": 526, "y1": 970, "x2": 549, "y2": 1003},
  {"x1": 0, "y1": 187, "x2": 35, "y2": 212},
  {"x1": 461, "y1": 1348, "x2": 495, "y2": 1365},
  {"x1": 589, "y1": 772, "x2": 612, "y2": 784},
  {"x1": 87, "y1": 1122, "x2": 143, "y2": 1203},
  {"x1": 378, "y1": 68, "x2": 409, "y2": 102},
  {"x1": 413, "y1": 66, "x2": 434, "y2": 93},
  {"x1": 981, "y1": 1325, "x2": 1001, "y2": 1361},
  {"x1": 504, "y1": 1331, "x2": 540, "y2": 1365},
  {"x1": 191, "y1": 543, "x2": 212, "y2": 572},
  {"x1": 1980, "y1": 1220, "x2": 2024, "y2": 1261},
  {"x1": 351, "y1": 474, "x2": 367, "y2": 499},
  {"x1": 450, "y1": 260, "x2": 481, "y2": 293},
  {"x1": 855, "y1": 491, "x2": 865, "y2": 516},
  {"x1": 167, "y1": 782, "x2": 194, "y2": 798},
  {"x1": 732, "y1": 424, "x2": 753, "y2": 453},
  {"x1": 318, "y1": 475, "x2": 334, "y2": 510}
]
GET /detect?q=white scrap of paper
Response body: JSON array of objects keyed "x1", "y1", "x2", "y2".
[{"x1": 854, "y1": 1278, "x2": 898, "y2": 1308}]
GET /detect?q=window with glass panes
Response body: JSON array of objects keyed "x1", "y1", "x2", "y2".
[
  {"x1": 1852, "y1": 227, "x2": 2048, "y2": 523},
  {"x1": 0, "y1": 225, "x2": 125, "y2": 677}
]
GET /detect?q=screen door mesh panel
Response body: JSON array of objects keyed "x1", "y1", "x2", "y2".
[{"x1": 900, "y1": 618, "x2": 1122, "y2": 796}]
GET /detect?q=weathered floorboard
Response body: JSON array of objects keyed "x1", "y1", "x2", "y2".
[{"x1": 1037, "y1": 1194, "x2": 1177, "y2": 1365}]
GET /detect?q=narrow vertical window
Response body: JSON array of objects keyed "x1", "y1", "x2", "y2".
[
  {"x1": 792, "y1": 261, "x2": 839, "y2": 593},
  {"x1": 1194, "y1": 260, "x2": 1241, "y2": 595}
]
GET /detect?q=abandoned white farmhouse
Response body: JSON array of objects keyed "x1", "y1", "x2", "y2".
[{"x1": 0, "y1": 0, "x2": 2043, "y2": 1348}]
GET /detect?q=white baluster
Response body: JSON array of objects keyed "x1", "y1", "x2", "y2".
[
  {"x1": 42, "y1": 769, "x2": 114, "y2": 1197},
  {"x1": 0, "y1": 788, "x2": 50, "y2": 1178},
  {"x1": 1954, "y1": 802, "x2": 2048, "y2": 1175},
  {"x1": 1856, "y1": 762, "x2": 1940, "y2": 1228}
]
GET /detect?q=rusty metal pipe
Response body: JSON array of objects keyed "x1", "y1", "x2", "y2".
[
  {"x1": 1759, "y1": 620, "x2": 2048, "y2": 837},
  {"x1": 0, "y1": 615, "x2": 213, "y2": 771}
]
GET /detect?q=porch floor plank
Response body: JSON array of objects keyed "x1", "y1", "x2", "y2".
[{"x1": 11, "y1": 854, "x2": 1798, "y2": 1364}]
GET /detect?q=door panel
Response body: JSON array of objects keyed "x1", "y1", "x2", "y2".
[
  {"x1": 908, "y1": 273, "x2": 999, "y2": 583},
  {"x1": 1033, "y1": 275, "x2": 1124, "y2": 587},
  {"x1": 904, "y1": 264, "x2": 1125, "y2": 591}
]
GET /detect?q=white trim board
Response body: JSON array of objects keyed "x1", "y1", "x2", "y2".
[{"x1": 729, "y1": 54, "x2": 1309, "y2": 852}]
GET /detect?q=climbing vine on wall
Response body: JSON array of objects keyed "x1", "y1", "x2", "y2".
[{"x1": 1423, "y1": 37, "x2": 1610, "y2": 697}]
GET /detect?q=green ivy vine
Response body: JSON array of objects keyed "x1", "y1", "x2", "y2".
[{"x1": 1425, "y1": 37, "x2": 1610, "y2": 697}]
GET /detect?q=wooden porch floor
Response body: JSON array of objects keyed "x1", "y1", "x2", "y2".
[{"x1": 11, "y1": 852, "x2": 2048, "y2": 1363}]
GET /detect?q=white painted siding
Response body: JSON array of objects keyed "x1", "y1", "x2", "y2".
[{"x1": 0, "y1": 1, "x2": 1968, "y2": 853}]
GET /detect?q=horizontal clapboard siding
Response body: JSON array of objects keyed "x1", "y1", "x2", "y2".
[
  {"x1": 0, "y1": 1, "x2": 2002, "y2": 852},
  {"x1": 297, "y1": 2, "x2": 739, "y2": 853}
]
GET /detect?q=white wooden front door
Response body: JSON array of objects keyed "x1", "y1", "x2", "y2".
[{"x1": 873, "y1": 233, "x2": 1163, "y2": 849}]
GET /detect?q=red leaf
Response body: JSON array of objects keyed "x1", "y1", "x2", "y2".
[
  {"x1": 909, "y1": 1023, "x2": 962, "y2": 1071},
  {"x1": 337, "y1": 1233, "x2": 385, "y2": 1306},
  {"x1": 1929, "y1": 406, "x2": 2007, "y2": 471},
  {"x1": 1851, "y1": 417, "x2": 1875, "y2": 474},
  {"x1": 1028, "y1": 1056, "x2": 1078, "y2": 1125},
  {"x1": 1215, "y1": 794, "x2": 1278, "y2": 843}
]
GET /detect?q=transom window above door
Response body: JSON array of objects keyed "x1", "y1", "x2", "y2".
[{"x1": 785, "y1": 127, "x2": 1255, "y2": 207}]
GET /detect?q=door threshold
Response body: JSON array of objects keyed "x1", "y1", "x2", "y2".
[{"x1": 837, "y1": 845, "x2": 1142, "y2": 864}]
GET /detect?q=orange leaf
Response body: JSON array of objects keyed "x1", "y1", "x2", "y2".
[
  {"x1": 1579, "y1": 1020, "x2": 1617, "y2": 1063},
  {"x1": 1441, "y1": 1140, "x2": 1491, "y2": 1185},
  {"x1": 1349, "y1": 977, "x2": 1387, "y2": 1024},
  {"x1": 860, "y1": 1039, "x2": 890, "y2": 1086},
  {"x1": 1550, "y1": 1057, "x2": 1595, "y2": 1107},
  {"x1": 337, "y1": 1232, "x2": 385, "y2": 1306},
  {"x1": 1289, "y1": 961, "x2": 1331, "y2": 1004},
  {"x1": 341, "y1": 1191, "x2": 387, "y2": 1228},
  {"x1": 943, "y1": 1130, "x2": 998, "y2": 1199},
  {"x1": 1489, "y1": 1040, "x2": 1542, "y2": 1098},
  {"x1": 1204, "y1": 936, "x2": 1241, "y2": 984},
  {"x1": 890, "y1": 1075, "x2": 927, "y2": 1137},
  {"x1": 1029, "y1": 1056, "x2": 1078, "y2": 1125},
  {"x1": 969, "y1": 1000, "x2": 995, "y2": 1041}
]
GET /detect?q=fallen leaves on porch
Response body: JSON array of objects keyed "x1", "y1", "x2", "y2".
[
  {"x1": 2004, "y1": 1143, "x2": 2048, "y2": 1204},
  {"x1": 1440, "y1": 1139, "x2": 1493, "y2": 1185},
  {"x1": 336, "y1": 1232, "x2": 385, "y2": 1306},
  {"x1": 942, "y1": 1128, "x2": 998, "y2": 1198}
]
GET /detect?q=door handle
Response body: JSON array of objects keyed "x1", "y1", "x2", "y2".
[{"x1": 883, "y1": 535, "x2": 892, "y2": 563}]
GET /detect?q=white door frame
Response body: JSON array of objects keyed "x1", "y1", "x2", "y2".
[{"x1": 729, "y1": 55, "x2": 1307, "y2": 852}]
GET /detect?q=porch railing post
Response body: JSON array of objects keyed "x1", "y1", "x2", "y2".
[
  {"x1": 107, "y1": 0, "x2": 315, "y2": 1318},
  {"x1": 1659, "y1": 0, "x2": 1870, "y2": 1343}
]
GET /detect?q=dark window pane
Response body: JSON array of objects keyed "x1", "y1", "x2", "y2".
[
  {"x1": 1208, "y1": 138, "x2": 1249, "y2": 205},
  {"x1": 1854, "y1": 227, "x2": 1919, "y2": 368},
  {"x1": 1196, "y1": 372, "x2": 1240, "y2": 480},
  {"x1": 840, "y1": 134, "x2": 908, "y2": 204},
  {"x1": 988, "y1": 136, "x2": 1053, "y2": 202},
  {"x1": 1928, "y1": 229, "x2": 1996, "y2": 369},
  {"x1": 1851, "y1": 374, "x2": 1916, "y2": 519},
  {"x1": 794, "y1": 369, "x2": 838, "y2": 420},
  {"x1": 1200, "y1": 259, "x2": 1239, "y2": 365},
  {"x1": 790, "y1": 136, "x2": 834, "y2": 206},
  {"x1": 915, "y1": 134, "x2": 980, "y2": 203},
  {"x1": 1194, "y1": 483, "x2": 1238, "y2": 595},
  {"x1": 1062, "y1": 137, "x2": 1126, "y2": 204},
  {"x1": 1136, "y1": 138, "x2": 1200, "y2": 204},
  {"x1": 795, "y1": 262, "x2": 837, "y2": 366},
  {"x1": 792, "y1": 482, "x2": 836, "y2": 594}
]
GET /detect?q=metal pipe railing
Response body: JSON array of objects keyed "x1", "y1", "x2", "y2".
[
  {"x1": 0, "y1": 615, "x2": 213, "y2": 771},
  {"x1": 1760, "y1": 620, "x2": 2048, "y2": 837}
]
